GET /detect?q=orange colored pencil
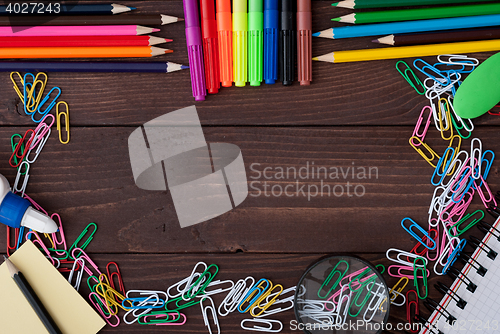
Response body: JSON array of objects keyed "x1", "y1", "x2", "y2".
[{"x1": 0, "y1": 46, "x2": 171, "y2": 58}]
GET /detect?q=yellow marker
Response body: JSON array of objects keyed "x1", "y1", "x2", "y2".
[{"x1": 233, "y1": 0, "x2": 247, "y2": 86}]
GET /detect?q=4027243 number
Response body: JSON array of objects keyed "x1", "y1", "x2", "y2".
[{"x1": 5, "y1": 3, "x2": 61, "y2": 14}]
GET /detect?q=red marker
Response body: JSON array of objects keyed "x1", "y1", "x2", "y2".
[{"x1": 200, "y1": 0, "x2": 220, "y2": 94}]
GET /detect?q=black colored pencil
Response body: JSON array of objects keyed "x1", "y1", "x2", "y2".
[
  {"x1": 0, "y1": 14, "x2": 183, "y2": 26},
  {"x1": 0, "y1": 61, "x2": 188, "y2": 73},
  {"x1": 0, "y1": 3, "x2": 134, "y2": 15},
  {"x1": 4, "y1": 256, "x2": 62, "y2": 334},
  {"x1": 374, "y1": 27, "x2": 500, "y2": 46}
]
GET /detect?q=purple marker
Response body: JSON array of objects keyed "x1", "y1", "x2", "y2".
[{"x1": 183, "y1": 0, "x2": 207, "y2": 101}]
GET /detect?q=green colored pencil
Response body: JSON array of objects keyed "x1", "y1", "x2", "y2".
[
  {"x1": 333, "y1": 3, "x2": 500, "y2": 24},
  {"x1": 332, "y1": 0, "x2": 498, "y2": 9}
]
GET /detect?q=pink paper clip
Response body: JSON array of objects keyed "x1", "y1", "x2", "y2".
[
  {"x1": 26, "y1": 231, "x2": 55, "y2": 266},
  {"x1": 388, "y1": 265, "x2": 429, "y2": 279},
  {"x1": 50, "y1": 213, "x2": 67, "y2": 256},
  {"x1": 89, "y1": 292, "x2": 120, "y2": 327},
  {"x1": 141, "y1": 313, "x2": 187, "y2": 326},
  {"x1": 475, "y1": 176, "x2": 497, "y2": 209},
  {"x1": 23, "y1": 193, "x2": 48, "y2": 215},
  {"x1": 71, "y1": 247, "x2": 103, "y2": 279},
  {"x1": 411, "y1": 106, "x2": 432, "y2": 147}
]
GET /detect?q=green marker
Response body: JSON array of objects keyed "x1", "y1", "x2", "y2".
[
  {"x1": 233, "y1": 0, "x2": 248, "y2": 87},
  {"x1": 248, "y1": 0, "x2": 263, "y2": 86}
]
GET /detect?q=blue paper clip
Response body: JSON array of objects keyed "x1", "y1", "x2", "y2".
[
  {"x1": 413, "y1": 59, "x2": 450, "y2": 87},
  {"x1": 451, "y1": 175, "x2": 474, "y2": 204},
  {"x1": 442, "y1": 239, "x2": 467, "y2": 275},
  {"x1": 122, "y1": 297, "x2": 166, "y2": 310},
  {"x1": 474, "y1": 150, "x2": 495, "y2": 189},
  {"x1": 238, "y1": 278, "x2": 270, "y2": 313},
  {"x1": 431, "y1": 147, "x2": 455, "y2": 186},
  {"x1": 32, "y1": 86, "x2": 61, "y2": 123},
  {"x1": 401, "y1": 217, "x2": 436, "y2": 250}
]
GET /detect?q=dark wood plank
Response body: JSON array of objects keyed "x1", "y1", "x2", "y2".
[
  {"x1": 0, "y1": 1, "x2": 498, "y2": 126},
  {"x1": 0, "y1": 126, "x2": 497, "y2": 253}
]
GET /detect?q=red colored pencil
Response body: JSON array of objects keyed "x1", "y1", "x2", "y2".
[{"x1": 0, "y1": 35, "x2": 171, "y2": 47}]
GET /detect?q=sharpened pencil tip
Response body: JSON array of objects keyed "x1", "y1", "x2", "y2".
[
  {"x1": 312, "y1": 57, "x2": 318, "y2": 61},
  {"x1": 372, "y1": 39, "x2": 379, "y2": 44},
  {"x1": 153, "y1": 28, "x2": 161, "y2": 32},
  {"x1": 129, "y1": 7, "x2": 136, "y2": 10},
  {"x1": 165, "y1": 49, "x2": 174, "y2": 54},
  {"x1": 312, "y1": 32, "x2": 320, "y2": 37},
  {"x1": 331, "y1": 2, "x2": 339, "y2": 6},
  {"x1": 3, "y1": 255, "x2": 7, "y2": 261},
  {"x1": 179, "y1": 18, "x2": 184, "y2": 21},
  {"x1": 181, "y1": 65, "x2": 190, "y2": 69},
  {"x1": 331, "y1": 17, "x2": 341, "y2": 22}
]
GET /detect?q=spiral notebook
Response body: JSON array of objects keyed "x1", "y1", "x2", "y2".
[{"x1": 420, "y1": 217, "x2": 500, "y2": 334}]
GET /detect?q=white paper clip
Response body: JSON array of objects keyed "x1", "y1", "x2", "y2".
[
  {"x1": 471, "y1": 138, "x2": 482, "y2": 180},
  {"x1": 218, "y1": 276, "x2": 255, "y2": 317},
  {"x1": 13, "y1": 161, "x2": 30, "y2": 197},
  {"x1": 202, "y1": 279, "x2": 235, "y2": 297},
  {"x1": 241, "y1": 319, "x2": 283, "y2": 332},
  {"x1": 68, "y1": 258, "x2": 85, "y2": 291},
  {"x1": 386, "y1": 248, "x2": 429, "y2": 267},
  {"x1": 201, "y1": 296, "x2": 220, "y2": 334},
  {"x1": 26, "y1": 126, "x2": 51, "y2": 164}
]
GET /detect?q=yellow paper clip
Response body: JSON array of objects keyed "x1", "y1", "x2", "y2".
[
  {"x1": 443, "y1": 135, "x2": 462, "y2": 175},
  {"x1": 250, "y1": 284, "x2": 284, "y2": 317},
  {"x1": 409, "y1": 137, "x2": 441, "y2": 168},
  {"x1": 10, "y1": 72, "x2": 25, "y2": 100},
  {"x1": 438, "y1": 98, "x2": 453, "y2": 141},
  {"x1": 96, "y1": 274, "x2": 132, "y2": 314},
  {"x1": 26, "y1": 73, "x2": 48, "y2": 113},
  {"x1": 56, "y1": 101, "x2": 70, "y2": 144}
]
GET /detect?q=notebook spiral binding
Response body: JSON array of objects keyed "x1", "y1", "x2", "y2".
[{"x1": 421, "y1": 216, "x2": 500, "y2": 333}]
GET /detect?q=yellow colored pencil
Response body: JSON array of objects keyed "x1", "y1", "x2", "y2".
[
  {"x1": 0, "y1": 46, "x2": 171, "y2": 58},
  {"x1": 313, "y1": 39, "x2": 500, "y2": 63}
]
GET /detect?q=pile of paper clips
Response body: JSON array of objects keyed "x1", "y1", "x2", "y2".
[
  {"x1": 9, "y1": 71, "x2": 70, "y2": 196},
  {"x1": 390, "y1": 54, "x2": 498, "y2": 331}
]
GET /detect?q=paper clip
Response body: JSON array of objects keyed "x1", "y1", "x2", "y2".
[
  {"x1": 470, "y1": 138, "x2": 482, "y2": 180},
  {"x1": 434, "y1": 237, "x2": 460, "y2": 275},
  {"x1": 475, "y1": 176, "x2": 497, "y2": 209},
  {"x1": 218, "y1": 276, "x2": 255, "y2": 316},
  {"x1": 26, "y1": 231, "x2": 55, "y2": 265},
  {"x1": 25, "y1": 127, "x2": 50, "y2": 165},
  {"x1": 138, "y1": 312, "x2": 187, "y2": 325},
  {"x1": 387, "y1": 248, "x2": 429, "y2": 268},
  {"x1": 426, "y1": 227, "x2": 440, "y2": 262},
  {"x1": 33, "y1": 86, "x2": 61, "y2": 123},
  {"x1": 50, "y1": 213, "x2": 66, "y2": 256},
  {"x1": 413, "y1": 257, "x2": 428, "y2": 299},
  {"x1": 253, "y1": 286, "x2": 295, "y2": 318},
  {"x1": 181, "y1": 262, "x2": 208, "y2": 298},
  {"x1": 165, "y1": 295, "x2": 206, "y2": 311},
  {"x1": 71, "y1": 247, "x2": 103, "y2": 280},
  {"x1": 448, "y1": 210, "x2": 484, "y2": 238},
  {"x1": 442, "y1": 239, "x2": 467, "y2": 275},
  {"x1": 411, "y1": 106, "x2": 432, "y2": 147},
  {"x1": 438, "y1": 98, "x2": 453, "y2": 141},
  {"x1": 406, "y1": 290, "x2": 419, "y2": 333},
  {"x1": 396, "y1": 61, "x2": 425, "y2": 95},
  {"x1": 56, "y1": 101, "x2": 70, "y2": 144},
  {"x1": 349, "y1": 275, "x2": 377, "y2": 317},
  {"x1": 89, "y1": 292, "x2": 120, "y2": 327},
  {"x1": 317, "y1": 259, "x2": 348, "y2": 299},
  {"x1": 183, "y1": 264, "x2": 219, "y2": 300},
  {"x1": 123, "y1": 295, "x2": 162, "y2": 324},
  {"x1": 202, "y1": 279, "x2": 235, "y2": 297},
  {"x1": 201, "y1": 296, "x2": 220, "y2": 334},
  {"x1": 437, "y1": 54, "x2": 478, "y2": 72},
  {"x1": 22, "y1": 73, "x2": 36, "y2": 115},
  {"x1": 26, "y1": 73, "x2": 48, "y2": 114},
  {"x1": 250, "y1": 284, "x2": 283, "y2": 317},
  {"x1": 401, "y1": 218, "x2": 436, "y2": 250},
  {"x1": 475, "y1": 150, "x2": 495, "y2": 189},
  {"x1": 363, "y1": 281, "x2": 387, "y2": 322},
  {"x1": 68, "y1": 258, "x2": 85, "y2": 291},
  {"x1": 11, "y1": 134, "x2": 27, "y2": 175},
  {"x1": 9, "y1": 129, "x2": 34, "y2": 168},
  {"x1": 69, "y1": 222, "x2": 97, "y2": 259},
  {"x1": 389, "y1": 277, "x2": 408, "y2": 304},
  {"x1": 241, "y1": 319, "x2": 283, "y2": 333},
  {"x1": 238, "y1": 279, "x2": 271, "y2": 313},
  {"x1": 13, "y1": 161, "x2": 30, "y2": 197},
  {"x1": 431, "y1": 147, "x2": 454, "y2": 186},
  {"x1": 413, "y1": 59, "x2": 450, "y2": 86},
  {"x1": 106, "y1": 262, "x2": 125, "y2": 300},
  {"x1": 409, "y1": 137, "x2": 440, "y2": 168},
  {"x1": 10, "y1": 72, "x2": 25, "y2": 100},
  {"x1": 7, "y1": 226, "x2": 19, "y2": 256}
]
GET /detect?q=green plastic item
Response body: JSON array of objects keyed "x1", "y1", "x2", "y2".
[{"x1": 453, "y1": 52, "x2": 500, "y2": 119}]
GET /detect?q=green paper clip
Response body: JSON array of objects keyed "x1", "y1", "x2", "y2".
[
  {"x1": 414, "y1": 257, "x2": 428, "y2": 299},
  {"x1": 318, "y1": 260, "x2": 349, "y2": 299},
  {"x1": 396, "y1": 61, "x2": 425, "y2": 95},
  {"x1": 449, "y1": 210, "x2": 484, "y2": 237},
  {"x1": 69, "y1": 222, "x2": 97, "y2": 259}
]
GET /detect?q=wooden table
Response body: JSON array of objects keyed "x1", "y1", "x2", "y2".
[{"x1": 1, "y1": 1, "x2": 499, "y2": 333}]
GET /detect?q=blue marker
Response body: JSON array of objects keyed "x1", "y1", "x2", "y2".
[{"x1": 263, "y1": 0, "x2": 278, "y2": 84}]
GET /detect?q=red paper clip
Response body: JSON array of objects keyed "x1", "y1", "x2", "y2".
[
  {"x1": 9, "y1": 129, "x2": 34, "y2": 168},
  {"x1": 6, "y1": 226, "x2": 19, "y2": 256},
  {"x1": 58, "y1": 259, "x2": 80, "y2": 273},
  {"x1": 406, "y1": 290, "x2": 419, "y2": 333},
  {"x1": 107, "y1": 262, "x2": 125, "y2": 301}
]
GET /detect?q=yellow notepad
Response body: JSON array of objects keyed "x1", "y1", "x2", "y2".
[{"x1": 0, "y1": 240, "x2": 105, "y2": 333}]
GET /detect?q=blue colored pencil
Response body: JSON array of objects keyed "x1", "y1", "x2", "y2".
[
  {"x1": 0, "y1": 61, "x2": 188, "y2": 73},
  {"x1": 314, "y1": 13, "x2": 500, "y2": 40}
]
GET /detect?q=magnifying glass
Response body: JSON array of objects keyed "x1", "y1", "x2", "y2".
[{"x1": 294, "y1": 255, "x2": 390, "y2": 334}]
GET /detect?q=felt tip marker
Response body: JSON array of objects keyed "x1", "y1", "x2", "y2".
[
  {"x1": 216, "y1": 0, "x2": 233, "y2": 87},
  {"x1": 233, "y1": 0, "x2": 248, "y2": 87},
  {"x1": 201, "y1": 0, "x2": 220, "y2": 94},
  {"x1": 264, "y1": 0, "x2": 279, "y2": 84},
  {"x1": 297, "y1": 0, "x2": 312, "y2": 85},
  {"x1": 280, "y1": 0, "x2": 295, "y2": 86},
  {"x1": 249, "y1": 0, "x2": 264, "y2": 86},
  {"x1": 183, "y1": 0, "x2": 207, "y2": 101}
]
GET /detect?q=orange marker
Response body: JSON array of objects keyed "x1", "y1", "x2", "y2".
[
  {"x1": 0, "y1": 46, "x2": 171, "y2": 58},
  {"x1": 216, "y1": 0, "x2": 233, "y2": 87}
]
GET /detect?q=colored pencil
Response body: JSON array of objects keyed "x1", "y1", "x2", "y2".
[
  {"x1": 0, "y1": 3, "x2": 134, "y2": 15},
  {"x1": 0, "y1": 14, "x2": 183, "y2": 26},
  {"x1": 0, "y1": 46, "x2": 171, "y2": 58},
  {"x1": 0, "y1": 36, "x2": 170, "y2": 47},
  {"x1": 0, "y1": 25, "x2": 158, "y2": 37},
  {"x1": 313, "y1": 39, "x2": 500, "y2": 64},
  {"x1": 0, "y1": 61, "x2": 188, "y2": 72},
  {"x1": 375, "y1": 28, "x2": 500, "y2": 46},
  {"x1": 314, "y1": 14, "x2": 500, "y2": 40},
  {"x1": 332, "y1": 0, "x2": 497, "y2": 9},
  {"x1": 333, "y1": 3, "x2": 500, "y2": 24}
]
